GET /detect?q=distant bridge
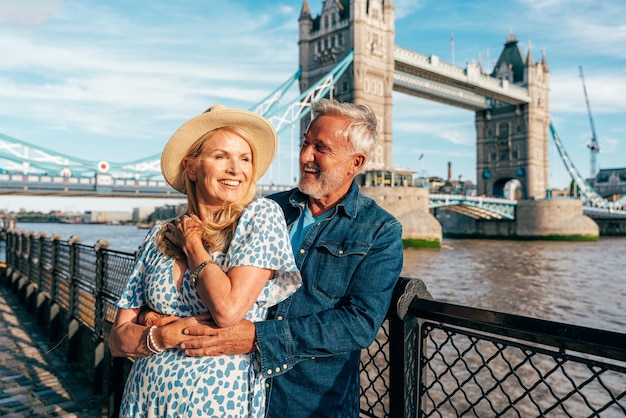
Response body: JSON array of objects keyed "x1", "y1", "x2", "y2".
[
  {"x1": 4, "y1": 169, "x2": 624, "y2": 220},
  {"x1": 429, "y1": 193, "x2": 626, "y2": 220},
  {"x1": 0, "y1": 172, "x2": 292, "y2": 199},
  {"x1": 428, "y1": 194, "x2": 517, "y2": 220}
]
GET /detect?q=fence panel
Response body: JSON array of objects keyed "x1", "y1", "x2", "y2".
[{"x1": 411, "y1": 299, "x2": 626, "y2": 417}]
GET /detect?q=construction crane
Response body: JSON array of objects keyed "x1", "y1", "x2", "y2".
[{"x1": 579, "y1": 66, "x2": 600, "y2": 178}]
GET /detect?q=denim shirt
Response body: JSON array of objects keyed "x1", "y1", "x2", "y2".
[{"x1": 257, "y1": 181, "x2": 404, "y2": 417}]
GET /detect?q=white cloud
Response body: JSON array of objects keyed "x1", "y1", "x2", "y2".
[{"x1": 0, "y1": 0, "x2": 63, "y2": 34}]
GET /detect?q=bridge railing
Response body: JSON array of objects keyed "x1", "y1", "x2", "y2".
[{"x1": 1, "y1": 228, "x2": 624, "y2": 417}]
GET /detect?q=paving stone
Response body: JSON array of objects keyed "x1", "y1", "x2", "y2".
[{"x1": 0, "y1": 286, "x2": 105, "y2": 417}]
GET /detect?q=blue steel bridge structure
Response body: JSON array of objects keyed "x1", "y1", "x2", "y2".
[{"x1": 1, "y1": 49, "x2": 625, "y2": 220}]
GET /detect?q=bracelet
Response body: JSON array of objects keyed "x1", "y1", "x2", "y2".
[
  {"x1": 146, "y1": 325, "x2": 164, "y2": 354},
  {"x1": 190, "y1": 259, "x2": 213, "y2": 287}
]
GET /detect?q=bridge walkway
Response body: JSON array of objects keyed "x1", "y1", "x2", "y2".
[{"x1": 0, "y1": 283, "x2": 104, "y2": 418}]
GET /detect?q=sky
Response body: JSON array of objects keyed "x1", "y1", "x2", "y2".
[{"x1": 1, "y1": 0, "x2": 624, "y2": 213}]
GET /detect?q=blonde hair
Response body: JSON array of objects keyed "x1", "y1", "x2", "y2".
[{"x1": 157, "y1": 126, "x2": 258, "y2": 260}]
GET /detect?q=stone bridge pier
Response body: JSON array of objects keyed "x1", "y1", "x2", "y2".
[{"x1": 361, "y1": 186, "x2": 442, "y2": 247}]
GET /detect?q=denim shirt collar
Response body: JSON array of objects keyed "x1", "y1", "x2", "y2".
[{"x1": 287, "y1": 180, "x2": 360, "y2": 219}]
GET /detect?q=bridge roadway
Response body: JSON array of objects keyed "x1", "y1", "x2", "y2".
[{"x1": 0, "y1": 281, "x2": 103, "y2": 417}]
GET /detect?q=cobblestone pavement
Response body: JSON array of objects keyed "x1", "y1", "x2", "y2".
[{"x1": 0, "y1": 285, "x2": 105, "y2": 417}]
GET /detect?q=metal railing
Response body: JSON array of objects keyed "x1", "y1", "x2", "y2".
[{"x1": 2, "y1": 228, "x2": 625, "y2": 417}]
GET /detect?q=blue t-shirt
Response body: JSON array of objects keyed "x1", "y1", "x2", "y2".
[{"x1": 289, "y1": 204, "x2": 330, "y2": 255}]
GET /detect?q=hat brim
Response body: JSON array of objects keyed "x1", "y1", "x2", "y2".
[{"x1": 160, "y1": 106, "x2": 277, "y2": 194}]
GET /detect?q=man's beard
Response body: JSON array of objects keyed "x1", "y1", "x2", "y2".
[{"x1": 298, "y1": 162, "x2": 347, "y2": 200}]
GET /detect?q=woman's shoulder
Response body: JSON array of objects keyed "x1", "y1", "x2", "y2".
[{"x1": 244, "y1": 197, "x2": 282, "y2": 214}]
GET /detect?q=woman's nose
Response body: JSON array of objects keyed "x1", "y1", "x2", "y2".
[{"x1": 227, "y1": 159, "x2": 242, "y2": 174}]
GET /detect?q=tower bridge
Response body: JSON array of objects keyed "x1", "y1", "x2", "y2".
[{"x1": 1, "y1": 0, "x2": 623, "y2": 237}]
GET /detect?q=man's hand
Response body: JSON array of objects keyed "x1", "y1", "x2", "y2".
[{"x1": 181, "y1": 319, "x2": 256, "y2": 356}]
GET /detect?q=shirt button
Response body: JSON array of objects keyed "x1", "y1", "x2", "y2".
[
  {"x1": 265, "y1": 382, "x2": 270, "y2": 388},
  {"x1": 299, "y1": 248, "x2": 305, "y2": 254},
  {"x1": 277, "y1": 315, "x2": 283, "y2": 320},
  {"x1": 311, "y1": 356, "x2": 315, "y2": 359},
  {"x1": 275, "y1": 367, "x2": 281, "y2": 373},
  {"x1": 267, "y1": 369, "x2": 272, "y2": 375},
  {"x1": 339, "y1": 250, "x2": 344, "y2": 254},
  {"x1": 282, "y1": 364, "x2": 288, "y2": 369}
]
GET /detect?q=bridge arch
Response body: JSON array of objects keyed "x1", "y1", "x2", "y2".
[{"x1": 492, "y1": 177, "x2": 523, "y2": 200}]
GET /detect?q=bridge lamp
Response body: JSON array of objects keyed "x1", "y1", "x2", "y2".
[{"x1": 98, "y1": 161, "x2": 110, "y2": 173}]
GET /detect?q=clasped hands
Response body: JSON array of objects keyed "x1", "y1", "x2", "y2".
[{"x1": 137, "y1": 306, "x2": 256, "y2": 356}]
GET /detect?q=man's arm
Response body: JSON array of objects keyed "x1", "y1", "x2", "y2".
[
  {"x1": 182, "y1": 219, "x2": 403, "y2": 373},
  {"x1": 254, "y1": 220, "x2": 403, "y2": 376}
]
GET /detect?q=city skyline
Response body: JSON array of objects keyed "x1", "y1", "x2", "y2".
[{"x1": 1, "y1": 0, "x2": 624, "y2": 212}]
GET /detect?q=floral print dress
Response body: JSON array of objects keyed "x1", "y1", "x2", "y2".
[{"x1": 116, "y1": 198, "x2": 301, "y2": 418}]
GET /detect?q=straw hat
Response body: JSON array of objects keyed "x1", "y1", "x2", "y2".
[{"x1": 160, "y1": 105, "x2": 277, "y2": 194}]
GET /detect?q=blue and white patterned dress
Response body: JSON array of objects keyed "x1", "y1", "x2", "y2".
[{"x1": 116, "y1": 198, "x2": 301, "y2": 418}]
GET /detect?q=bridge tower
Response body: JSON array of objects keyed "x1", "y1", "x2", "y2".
[
  {"x1": 298, "y1": 0, "x2": 395, "y2": 170},
  {"x1": 475, "y1": 34, "x2": 550, "y2": 199}
]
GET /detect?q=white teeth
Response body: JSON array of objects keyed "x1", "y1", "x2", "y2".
[{"x1": 220, "y1": 180, "x2": 240, "y2": 186}]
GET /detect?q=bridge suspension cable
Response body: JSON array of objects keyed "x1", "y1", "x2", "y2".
[
  {"x1": 265, "y1": 50, "x2": 354, "y2": 134},
  {"x1": 0, "y1": 132, "x2": 98, "y2": 177},
  {"x1": 249, "y1": 67, "x2": 302, "y2": 116},
  {"x1": 549, "y1": 122, "x2": 625, "y2": 210}
]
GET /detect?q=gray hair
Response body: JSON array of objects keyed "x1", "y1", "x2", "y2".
[{"x1": 310, "y1": 99, "x2": 378, "y2": 159}]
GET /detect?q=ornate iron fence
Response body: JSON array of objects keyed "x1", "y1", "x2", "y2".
[{"x1": 1, "y1": 227, "x2": 625, "y2": 417}]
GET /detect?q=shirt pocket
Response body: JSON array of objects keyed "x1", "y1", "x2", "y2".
[{"x1": 311, "y1": 240, "x2": 371, "y2": 298}]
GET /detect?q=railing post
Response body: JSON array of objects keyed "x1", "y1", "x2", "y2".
[
  {"x1": 34, "y1": 231, "x2": 46, "y2": 288},
  {"x1": 391, "y1": 277, "x2": 433, "y2": 418},
  {"x1": 67, "y1": 235, "x2": 82, "y2": 363},
  {"x1": 49, "y1": 233, "x2": 60, "y2": 302},
  {"x1": 93, "y1": 239, "x2": 109, "y2": 397}
]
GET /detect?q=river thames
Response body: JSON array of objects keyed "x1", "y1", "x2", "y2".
[{"x1": 12, "y1": 222, "x2": 626, "y2": 334}]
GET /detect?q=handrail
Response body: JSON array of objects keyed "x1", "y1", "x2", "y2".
[{"x1": 410, "y1": 298, "x2": 626, "y2": 362}]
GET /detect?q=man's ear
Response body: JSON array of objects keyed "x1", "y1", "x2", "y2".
[{"x1": 350, "y1": 154, "x2": 366, "y2": 174}]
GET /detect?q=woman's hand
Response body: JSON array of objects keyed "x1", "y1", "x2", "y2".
[
  {"x1": 138, "y1": 306, "x2": 179, "y2": 327},
  {"x1": 158, "y1": 313, "x2": 214, "y2": 349},
  {"x1": 163, "y1": 215, "x2": 205, "y2": 251}
]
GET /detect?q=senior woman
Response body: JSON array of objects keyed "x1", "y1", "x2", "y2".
[{"x1": 108, "y1": 105, "x2": 301, "y2": 418}]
